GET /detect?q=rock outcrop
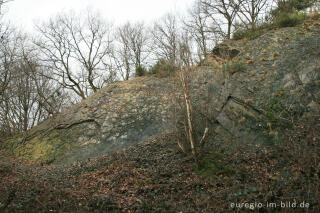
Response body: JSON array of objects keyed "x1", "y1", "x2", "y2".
[
  {"x1": 2, "y1": 20, "x2": 320, "y2": 163},
  {"x1": 2, "y1": 77, "x2": 176, "y2": 163}
]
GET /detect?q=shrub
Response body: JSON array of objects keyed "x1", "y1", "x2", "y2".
[
  {"x1": 232, "y1": 21, "x2": 273, "y2": 40},
  {"x1": 231, "y1": 0, "x2": 314, "y2": 41},
  {"x1": 173, "y1": 68, "x2": 216, "y2": 164},
  {"x1": 175, "y1": 104, "x2": 212, "y2": 156},
  {"x1": 273, "y1": 11, "x2": 306, "y2": 27},
  {"x1": 135, "y1": 65, "x2": 147, "y2": 77},
  {"x1": 149, "y1": 59, "x2": 176, "y2": 78},
  {"x1": 232, "y1": 11, "x2": 307, "y2": 41},
  {"x1": 222, "y1": 60, "x2": 246, "y2": 75},
  {"x1": 271, "y1": 0, "x2": 315, "y2": 18},
  {"x1": 232, "y1": 29, "x2": 263, "y2": 40}
]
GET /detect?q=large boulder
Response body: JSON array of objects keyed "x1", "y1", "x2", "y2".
[
  {"x1": 2, "y1": 77, "x2": 175, "y2": 163},
  {"x1": 198, "y1": 21, "x2": 320, "y2": 149}
]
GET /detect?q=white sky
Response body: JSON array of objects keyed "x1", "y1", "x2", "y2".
[{"x1": 4, "y1": 0, "x2": 195, "y2": 32}]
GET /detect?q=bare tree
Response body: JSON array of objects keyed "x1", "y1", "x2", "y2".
[
  {"x1": 0, "y1": 30, "x2": 69, "y2": 137},
  {"x1": 0, "y1": 25, "x2": 16, "y2": 99},
  {"x1": 184, "y1": 0, "x2": 210, "y2": 60},
  {"x1": 237, "y1": 0, "x2": 270, "y2": 29},
  {"x1": 21, "y1": 48, "x2": 70, "y2": 116},
  {"x1": 114, "y1": 22, "x2": 149, "y2": 80},
  {"x1": 151, "y1": 14, "x2": 179, "y2": 67},
  {"x1": 9, "y1": 60, "x2": 41, "y2": 131},
  {"x1": 0, "y1": 0, "x2": 12, "y2": 16},
  {"x1": 35, "y1": 10, "x2": 114, "y2": 100},
  {"x1": 110, "y1": 50, "x2": 130, "y2": 81},
  {"x1": 184, "y1": 0, "x2": 221, "y2": 60},
  {"x1": 113, "y1": 30, "x2": 131, "y2": 80},
  {"x1": 0, "y1": 25, "x2": 21, "y2": 136},
  {"x1": 201, "y1": 0, "x2": 241, "y2": 39},
  {"x1": 126, "y1": 22, "x2": 149, "y2": 70},
  {"x1": 178, "y1": 31, "x2": 194, "y2": 67}
]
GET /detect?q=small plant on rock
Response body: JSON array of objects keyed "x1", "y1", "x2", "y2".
[
  {"x1": 273, "y1": 11, "x2": 306, "y2": 27},
  {"x1": 135, "y1": 65, "x2": 147, "y2": 77},
  {"x1": 222, "y1": 60, "x2": 246, "y2": 75}
]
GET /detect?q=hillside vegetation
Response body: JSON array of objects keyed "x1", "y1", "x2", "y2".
[{"x1": 0, "y1": 14, "x2": 320, "y2": 212}]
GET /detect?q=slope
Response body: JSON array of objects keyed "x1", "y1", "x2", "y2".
[{"x1": 0, "y1": 19, "x2": 320, "y2": 212}]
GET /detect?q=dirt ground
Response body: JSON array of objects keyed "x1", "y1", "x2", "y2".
[{"x1": 1, "y1": 122, "x2": 319, "y2": 212}]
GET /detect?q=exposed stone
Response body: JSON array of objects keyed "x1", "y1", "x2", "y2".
[{"x1": 2, "y1": 21, "x2": 320, "y2": 163}]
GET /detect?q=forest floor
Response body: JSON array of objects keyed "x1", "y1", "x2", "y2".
[{"x1": 0, "y1": 117, "x2": 320, "y2": 212}]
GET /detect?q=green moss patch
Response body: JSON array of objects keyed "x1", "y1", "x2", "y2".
[
  {"x1": 1, "y1": 123, "x2": 92, "y2": 163},
  {"x1": 222, "y1": 60, "x2": 246, "y2": 75},
  {"x1": 195, "y1": 152, "x2": 234, "y2": 178}
]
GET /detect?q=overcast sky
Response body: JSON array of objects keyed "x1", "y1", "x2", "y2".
[{"x1": 3, "y1": 0, "x2": 195, "y2": 32}]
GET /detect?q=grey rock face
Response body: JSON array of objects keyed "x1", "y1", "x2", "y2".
[
  {"x1": 197, "y1": 23, "x2": 320, "y2": 148},
  {"x1": 2, "y1": 22, "x2": 319, "y2": 163}
]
